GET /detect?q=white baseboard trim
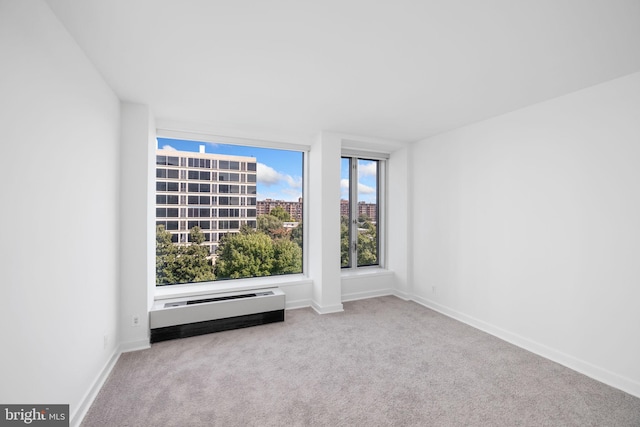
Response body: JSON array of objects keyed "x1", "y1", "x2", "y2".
[
  {"x1": 70, "y1": 348, "x2": 121, "y2": 427},
  {"x1": 285, "y1": 298, "x2": 312, "y2": 310},
  {"x1": 411, "y1": 294, "x2": 640, "y2": 399},
  {"x1": 120, "y1": 338, "x2": 151, "y2": 353},
  {"x1": 311, "y1": 300, "x2": 344, "y2": 314},
  {"x1": 342, "y1": 288, "x2": 394, "y2": 302},
  {"x1": 391, "y1": 288, "x2": 411, "y2": 301},
  {"x1": 71, "y1": 337, "x2": 152, "y2": 426}
]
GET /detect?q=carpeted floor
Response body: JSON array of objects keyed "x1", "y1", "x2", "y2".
[{"x1": 82, "y1": 296, "x2": 640, "y2": 426}]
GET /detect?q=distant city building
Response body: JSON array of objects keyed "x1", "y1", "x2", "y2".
[
  {"x1": 357, "y1": 201, "x2": 377, "y2": 222},
  {"x1": 155, "y1": 147, "x2": 258, "y2": 254},
  {"x1": 256, "y1": 198, "x2": 303, "y2": 221},
  {"x1": 340, "y1": 199, "x2": 377, "y2": 223},
  {"x1": 340, "y1": 199, "x2": 349, "y2": 218}
]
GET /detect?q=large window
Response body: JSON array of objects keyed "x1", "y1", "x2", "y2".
[
  {"x1": 341, "y1": 154, "x2": 385, "y2": 269},
  {"x1": 155, "y1": 137, "x2": 304, "y2": 285}
]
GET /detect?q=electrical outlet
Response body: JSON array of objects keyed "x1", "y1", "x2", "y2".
[
  {"x1": 132, "y1": 315, "x2": 140, "y2": 327},
  {"x1": 103, "y1": 334, "x2": 109, "y2": 349},
  {"x1": 432, "y1": 286, "x2": 437, "y2": 294}
]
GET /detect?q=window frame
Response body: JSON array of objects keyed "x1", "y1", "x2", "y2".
[
  {"x1": 154, "y1": 128, "x2": 310, "y2": 292},
  {"x1": 341, "y1": 149, "x2": 388, "y2": 272}
]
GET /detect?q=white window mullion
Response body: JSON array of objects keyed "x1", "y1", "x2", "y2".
[{"x1": 350, "y1": 158, "x2": 359, "y2": 269}]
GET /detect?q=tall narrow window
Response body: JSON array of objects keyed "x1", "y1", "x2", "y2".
[{"x1": 341, "y1": 153, "x2": 385, "y2": 269}]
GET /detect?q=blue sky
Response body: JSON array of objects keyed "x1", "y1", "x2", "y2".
[
  {"x1": 157, "y1": 138, "x2": 377, "y2": 204},
  {"x1": 340, "y1": 158, "x2": 378, "y2": 204},
  {"x1": 157, "y1": 137, "x2": 303, "y2": 201}
]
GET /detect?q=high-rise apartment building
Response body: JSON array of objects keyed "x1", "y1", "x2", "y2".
[
  {"x1": 155, "y1": 148, "x2": 258, "y2": 254},
  {"x1": 340, "y1": 199, "x2": 377, "y2": 223},
  {"x1": 357, "y1": 201, "x2": 377, "y2": 223},
  {"x1": 340, "y1": 199, "x2": 349, "y2": 218},
  {"x1": 256, "y1": 198, "x2": 303, "y2": 221}
]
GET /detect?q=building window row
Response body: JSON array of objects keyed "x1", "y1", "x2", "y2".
[
  {"x1": 188, "y1": 158, "x2": 212, "y2": 169},
  {"x1": 188, "y1": 195, "x2": 214, "y2": 205},
  {"x1": 156, "y1": 230, "x2": 219, "y2": 247},
  {"x1": 156, "y1": 155, "x2": 257, "y2": 172},
  {"x1": 218, "y1": 172, "x2": 240, "y2": 182},
  {"x1": 156, "y1": 168, "x2": 180, "y2": 179},
  {"x1": 158, "y1": 219, "x2": 258, "y2": 232},
  {"x1": 157, "y1": 181, "x2": 259, "y2": 195},
  {"x1": 157, "y1": 168, "x2": 260, "y2": 183},
  {"x1": 157, "y1": 208, "x2": 258, "y2": 219},
  {"x1": 156, "y1": 195, "x2": 179, "y2": 205},
  {"x1": 157, "y1": 194, "x2": 257, "y2": 206},
  {"x1": 157, "y1": 155, "x2": 257, "y2": 172},
  {"x1": 188, "y1": 170, "x2": 211, "y2": 181}
]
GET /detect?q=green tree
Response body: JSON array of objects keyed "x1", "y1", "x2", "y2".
[
  {"x1": 214, "y1": 232, "x2": 275, "y2": 279},
  {"x1": 156, "y1": 225, "x2": 215, "y2": 285},
  {"x1": 156, "y1": 224, "x2": 179, "y2": 285},
  {"x1": 269, "y1": 206, "x2": 293, "y2": 222},
  {"x1": 357, "y1": 216, "x2": 377, "y2": 266},
  {"x1": 272, "y1": 238, "x2": 302, "y2": 274},
  {"x1": 239, "y1": 223, "x2": 256, "y2": 235},
  {"x1": 291, "y1": 222, "x2": 303, "y2": 249},
  {"x1": 189, "y1": 226, "x2": 206, "y2": 244},
  {"x1": 357, "y1": 215, "x2": 375, "y2": 231},
  {"x1": 339, "y1": 215, "x2": 377, "y2": 267},
  {"x1": 257, "y1": 214, "x2": 285, "y2": 238},
  {"x1": 174, "y1": 227, "x2": 215, "y2": 282},
  {"x1": 340, "y1": 215, "x2": 350, "y2": 267}
]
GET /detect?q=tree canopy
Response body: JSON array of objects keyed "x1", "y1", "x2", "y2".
[
  {"x1": 214, "y1": 232, "x2": 275, "y2": 279},
  {"x1": 269, "y1": 206, "x2": 293, "y2": 222},
  {"x1": 340, "y1": 215, "x2": 350, "y2": 267},
  {"x1": 214, "y1": 230, "x2": 302, "y2": 279},
  {"x1": 340, "y1": 214, "x2": 377, "y2": 267},
  {"x1": 258, "y1": 214, "x2": 286, "y2": 239},
  {"x1": 156, "y1": 225, "x2": 215, "y2": 285},
  {"x1": 156, "y1": 214, "x2": 304, "y2": 285}
]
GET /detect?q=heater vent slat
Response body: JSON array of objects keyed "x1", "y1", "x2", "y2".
[
  {"x1": 188, "y1": 293, "x2": 257, "y2": 305},
  {"x1": 164, "y1": 291, "x2": 274, "y2": 308}
]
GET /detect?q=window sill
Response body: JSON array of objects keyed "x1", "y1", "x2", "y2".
[
  {"x1": 341, "y1": 267, "x2": 393, "y2": 280},
  {"x1": 154, "y1": 274, "x2": 312, "y2": 301}
]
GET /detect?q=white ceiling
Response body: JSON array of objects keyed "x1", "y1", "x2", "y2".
[{"x1": 46, "y1": 0, "x2": 640, "y2": 143}]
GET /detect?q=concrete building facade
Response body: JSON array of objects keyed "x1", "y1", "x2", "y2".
[{"x1": 155, "y1": 148, "x2": 258, "y2": 254}]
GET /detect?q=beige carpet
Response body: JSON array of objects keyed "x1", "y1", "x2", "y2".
[{"x1": 82, "y1": 296, "x2": 640, "y2": 426}]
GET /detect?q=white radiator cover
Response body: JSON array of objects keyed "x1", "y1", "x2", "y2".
[{"x1": 150, "y1": 288, "x2": 285, "y2": 329}]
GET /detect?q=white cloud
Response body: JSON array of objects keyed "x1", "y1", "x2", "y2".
[
  {"x1": 257, "y1": 162, "x2": 302, "y2": 190},
  {"x1": 342, "y1": 178, "x2": 375, "y2": 194},
  {"x1": 359, "y1": 161, "x2": 377, "y2": 178},
  {"x1": 284, "y1": 175, "x2": 302, "y2": 189},
  {"x1": 258, "y1": 163, "x2": 281, "y2": 185},
  {"x1": 358, "y1": 183, "x2": 375, "y2": 194},
  {"x1": 161, "y1": 144, "x2": 177, "y2": 151}
]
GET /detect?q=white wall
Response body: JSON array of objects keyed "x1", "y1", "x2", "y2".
[
  {"x1": 308, "y1": 132, "x2": 343, "y2": 313},
  {"x1": 410, "y1": 72, "x2": 640, "y2": 397},
  {"x1": 387, "y1": 146, "x2": 411, "y2": 297},
  {"x1": 118, "y1": 103, "x2": 155, "y2": 350},
  {"x1": 0, "y1": 0, "x2": 121, "y2": 421}
]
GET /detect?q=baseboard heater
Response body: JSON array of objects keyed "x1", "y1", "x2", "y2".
[{"x1": 150, "y1": 288, "x2": 285, "y2": 343}]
